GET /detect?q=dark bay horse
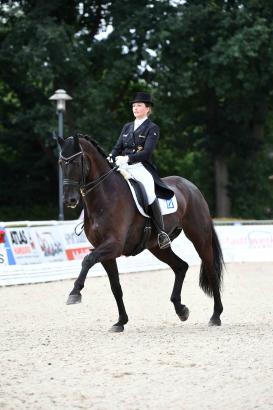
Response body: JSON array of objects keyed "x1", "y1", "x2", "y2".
[{"x1": 59, "y1": 135, "x2": 224, "y2": 332}]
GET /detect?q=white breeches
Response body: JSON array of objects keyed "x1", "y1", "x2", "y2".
[{"x1": 123, "y1": 163, "x2": 156, "y2": 204}]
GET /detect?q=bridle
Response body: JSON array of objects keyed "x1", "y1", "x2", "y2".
[{"x1": 60, "y1": 146, "x2": 117, "y2": 197}]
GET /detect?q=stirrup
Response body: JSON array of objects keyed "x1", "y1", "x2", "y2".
[{"x1": 158, "y1": 232, "x2": 171, "y2": 249}]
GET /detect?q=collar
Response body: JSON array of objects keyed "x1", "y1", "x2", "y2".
[{"x1": 134, "y1": 117, "x2": 148, "y2": 131}]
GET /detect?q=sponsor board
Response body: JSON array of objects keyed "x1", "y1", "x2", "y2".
[
  {"x1": 0, "y1": 226, "x2": 16, "y2": 265},
  {"x1": 33, "y1": 226, "x2": 66, "y2": 262},
  {"x1": 1, "y1": 221, "x2": 273, "y2": 286},
  {"x1": 60, "y1": 223, "x2": 92, "y2": 261},
  {"x1": 0, "y1": 229, "x2": 7, "y2": 264},
  {"x1": 66, "y1": 247, "x2": 91, "y2": 260},
  {"x1": 5, "y1": 227, "x2": 40, "y2": 265},
  {"x1": 3, "y1": 221, "x2": 273, "y2": 271},
  {"x1": 0, "y1": 245, "x2": 8, "y2": 265},
  {"x1": 217, "y1": 225, "x2": 273, "y2": 262},
  {"x1": 3, "y1": 224, "x2": 92, "y2": 265}
]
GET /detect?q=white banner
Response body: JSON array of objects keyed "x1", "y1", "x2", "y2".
[
  {"x1": 1, "y1": 221, "x2": 273, "y2": 286},
  {"x1": 5, "y1": 227, "x2": 41, "y2": 265},
  {"x1": 0, "y1": 245, "x2": 8, "y2": 265},
  {"x1": 217, "y1": 224, "x2": 273, "y2": 262},
  {"x1": 59, "y1": 223, "x2": 92, "y2": 260},
  {"x1": 33, "y1": 226, "x2": 66, "y2": 262}
]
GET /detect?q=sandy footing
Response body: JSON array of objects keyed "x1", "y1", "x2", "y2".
[{"x1": 0, "y1": 262, "x2": 273, "y2": 410}]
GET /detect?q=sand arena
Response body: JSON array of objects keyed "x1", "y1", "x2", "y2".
[{"x1": 0, "y1": 262, "x2": 272, "y2": 410}]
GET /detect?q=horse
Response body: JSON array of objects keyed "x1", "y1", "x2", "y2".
[{"x1": 58, "y1": 134, "x2": 224, "y2": 332}]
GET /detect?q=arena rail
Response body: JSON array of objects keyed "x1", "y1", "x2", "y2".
[{"x1": 1, "y1": 219, "x2": 273, "y2": 286}]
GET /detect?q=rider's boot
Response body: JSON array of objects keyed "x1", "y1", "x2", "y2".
[{"x1": 150, "y1": 198, "x2": 171, "y2": 249}]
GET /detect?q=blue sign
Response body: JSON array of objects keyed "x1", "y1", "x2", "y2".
[
  {"x1": 0, "y1": 226, "x2": 16, "y2": 265},
  {"x1": 166, "y1": 199, "x2": 174, "y2": 209}
]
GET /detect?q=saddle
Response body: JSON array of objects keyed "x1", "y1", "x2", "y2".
[
  {"x1": 129, "y1": 179, "x2": 149, "y2": 215},
  {"x1": 127, "y1": 178, "x2": 177, "y2": 256},
  {"x1": 127, "y1": 179, "x2": 178, "y2": 218}
]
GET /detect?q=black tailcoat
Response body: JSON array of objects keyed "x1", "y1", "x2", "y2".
[{"x1": 111, "y1": 119, "x2": 174, "y2": 199}]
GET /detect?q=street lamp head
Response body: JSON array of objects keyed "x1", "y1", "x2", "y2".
[{"x1": 49, "y1": 89, "x2": 72, "y2": 112}]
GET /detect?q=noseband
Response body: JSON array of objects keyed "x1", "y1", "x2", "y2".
[
  {"x1": 60, "y1": 146, "x2": 117, "y2": 197},
  {"x1": 60, "y1": 149, "x2": 85, "y2": 189}
]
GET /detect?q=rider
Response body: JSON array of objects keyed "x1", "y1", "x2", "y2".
[{"x1": 108, "y1": 91, "x2": 172, "y2": 249}]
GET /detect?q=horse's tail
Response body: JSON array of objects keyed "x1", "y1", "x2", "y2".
[{"x1": 199, "y1": 222, "x2": 224, "y2": 297}]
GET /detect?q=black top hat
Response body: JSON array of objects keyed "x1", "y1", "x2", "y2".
[{"x1": 130, "y1": 92, "x2": 154, "y2": 106}]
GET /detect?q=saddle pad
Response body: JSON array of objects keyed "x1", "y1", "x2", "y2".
[{"x1": 126, "y1": 180, "x2": 178, "y2": 218}]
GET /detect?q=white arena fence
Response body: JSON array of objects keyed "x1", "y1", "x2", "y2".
[{"x1": 1, "y1": 219, "x2": 273, "y2": 286}]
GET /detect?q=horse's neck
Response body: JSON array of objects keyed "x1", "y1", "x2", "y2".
[
  {"x1": 86, "y1": 147, "x2": 109, "y2": 179},
  {"x1": 85, "y1": 148, "x2": 128, "y2": 204}
]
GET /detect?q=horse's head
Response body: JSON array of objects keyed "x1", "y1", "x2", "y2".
[
  {"x1": 58, "y1": 134, "x2": 113, "y2": 208},
  {"x1": 58, "y1": 135, "x2": 84, "y2": 208}
]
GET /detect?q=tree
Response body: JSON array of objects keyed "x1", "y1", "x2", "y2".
[
  {"x1": 1, "y1": 0, "x2": 273, "y2": 221},
  {"x1": 146, "y1": 0, "x2": 273, "y2": 217},
  {"x1": 0, "y1": 0, "x2": 164, "y2": 219}
]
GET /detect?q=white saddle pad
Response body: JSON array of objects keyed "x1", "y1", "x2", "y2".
[{"x1": 126, "y1": 180, "x2": 178, "y2": 218}]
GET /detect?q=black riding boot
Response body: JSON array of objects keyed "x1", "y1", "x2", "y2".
[{"x1": 150, "y1": 198, "x2": 171, "y2": 249}]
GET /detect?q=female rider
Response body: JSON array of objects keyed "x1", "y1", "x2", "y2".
[{"x1": 108, "y1": 91, "x2": 173, "y2": 249}]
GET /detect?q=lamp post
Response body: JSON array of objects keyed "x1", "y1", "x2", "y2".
[{"x1": 49, "y1": 89, "x2": 72, "y2": 220}]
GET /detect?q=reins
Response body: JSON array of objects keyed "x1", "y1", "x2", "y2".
[
  {"x1": 80, "y1": 166, "x2": 118, "y2": 197},
  {"x1": 60, "y1": 146, "x2": 118, "y2": 198}
]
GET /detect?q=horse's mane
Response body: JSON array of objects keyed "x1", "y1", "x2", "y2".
[{"x1": 77, "y1": 134, "x2": 108, "y2": 160}]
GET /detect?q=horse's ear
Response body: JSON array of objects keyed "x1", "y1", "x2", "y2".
[
  {"x1": 74, "y1": 134, "x2": 80, "y2": 151},
  {"x1": 57, "y1": 136, "x2": 64, "y2": 147}
]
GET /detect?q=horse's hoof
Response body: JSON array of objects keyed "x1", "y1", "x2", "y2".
[
  {"x1": 209, "y1": 317, "x2": 221, "y2": 326},
  {"x1": 109, "y1": 324, "x2": 124, "y2": 333},
  {"x1": 66, "y1": 294, "x2": 82, "y2": 305},
  {"x1": 177, "y1": 306, "x2": 190, "y2": 322}
]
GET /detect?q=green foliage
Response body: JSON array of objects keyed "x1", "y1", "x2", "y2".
[
  {"x1": 229, "y1": 147, "x2": 273, "y2": 219},
  {"x1": 150, "y1": 0, "x2": 273, "y2": 217},
  {"x1": 1, "y1": 0, "x2": 273, "y2": 220}
]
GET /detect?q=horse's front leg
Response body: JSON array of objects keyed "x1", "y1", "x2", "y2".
[
  {"x1": 66, "y1": 240, "x2": 121, "y2": 305},
  {"x1": 101, "y1": 260, "x2": 128, "y2": 333},
  {"x1": 66, "y1": 251, "x2": 95, "y2": 304}
]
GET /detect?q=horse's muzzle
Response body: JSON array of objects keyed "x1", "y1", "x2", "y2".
[
  {"x1": 63, "y1": 190, "x2": 80, "y2": 208},
  {"x1": 65, "y1": 201, "x2": 79, "y2": 208},
  {"x1": 65, "y1": 198, "x2": 79, "y2": 208}
]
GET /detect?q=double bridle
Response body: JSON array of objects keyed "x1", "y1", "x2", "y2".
[{"x1": 60, "y1": 146, "x2": 117, "y2": 197}]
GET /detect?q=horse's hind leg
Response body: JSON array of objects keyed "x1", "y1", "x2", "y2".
[
  {"x1": 183, "y1": 222, "x2": 224, "y2": 326},
  {"x1": 149, "y1": 247, "x2": 190, "y2": 322},
  {"x1": 200, "y1": 248, "x2": 223, "y2": 326},
  {"x1": 101, "y1": 259, "x2": 129, "y2": 333}
]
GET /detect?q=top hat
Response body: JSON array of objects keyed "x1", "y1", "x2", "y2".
[{"x1": 130, "y1": 92, "x2": 154, "y2": 106}]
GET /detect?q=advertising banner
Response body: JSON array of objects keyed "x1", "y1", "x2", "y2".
[
  {"x1": 3, "y1": 223, "x2": 92, "y2": 265},
  {"x1": 59, "y1": 223, "x2": 92, "y2": 260},
  {"x1": 0, "y1": 239, "x2": 8, "y2": 265},
  {"x1": 0, "y1": 247, "x2": 7, "y2": 265},
  {"x1": 0, "y1": 227, "x2": 16, "y2": 265},
  {"x1": 5, "y1": 227, "x2": 40, "y2": 265},
  {"x1": 2, "y1": 221, "x2": 273, "y2": 288},
  {"x1": 33, "y1": 226, "x2": 66, "y2": 262},
  {"x1": 217, "y1": 224, "x2": 273, "y2": 262},
  {"x1": 0, "y1": 228, "x2": 7, "y2": 265}
]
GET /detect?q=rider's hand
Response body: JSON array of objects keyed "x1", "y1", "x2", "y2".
[
  {"x1": 107, "y1": 153, "x2": 114, "y2": 164},
  {"x1": 115, "y1": 155, "x2": 129, "y2": 167}
]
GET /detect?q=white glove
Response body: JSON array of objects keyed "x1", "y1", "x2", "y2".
[
  {"x1": 115, "y1": 155, "x2": 129, "y2": 167},
  {"x1": 107, "y1": 153, "x2": 114, "y2": 164},
  {"x1": 119, "y1": 168, "x2": 131, "y2": 180}
]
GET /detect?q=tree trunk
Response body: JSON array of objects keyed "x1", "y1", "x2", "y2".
[{"x1": 214, "y1": 157, "x2": 231, "y2": 218}]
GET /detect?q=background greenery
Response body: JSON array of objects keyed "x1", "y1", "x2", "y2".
[{"x1": 1, "y1": 0, "x2": 273, "y2": 221}]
